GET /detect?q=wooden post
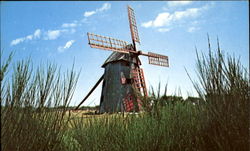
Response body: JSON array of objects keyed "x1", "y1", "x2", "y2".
[{"x1": 75, "y1": 74, "x2": 104, "y2": 110}]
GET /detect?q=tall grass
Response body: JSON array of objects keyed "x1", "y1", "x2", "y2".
[
  {"x1": 68, "y1": 101, "x2": 201, "y2": 151},
  {"x1": 186, "y1": 36, "x2": 250, "y2": 150},
  {"x1": 1, "y1": 51, "x2": 79, "y2": 151}
]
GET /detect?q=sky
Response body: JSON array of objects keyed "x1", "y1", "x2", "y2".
[{"x1": 1, "y1": 1, "x2": 249, "y2": 106}]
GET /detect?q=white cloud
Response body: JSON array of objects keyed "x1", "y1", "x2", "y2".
[
  {"x1": 58, "y1": 40, "x2": 75, "y2": 53},
  {"x1": 84, "y1": 11, "x2": 96, "y2": 17},
  {"x1": 44, "y1": 28, "x2": 76, "y2": 40},
  {"x1": 141, "y1": 21, "x2": 153, "y2": 28},
  {"x1": 34, "y1": 29, "x2": 41, "y2": 38},
  {"x1": 10, "y1": 28, "x2": 42, "y2": 46},
  {"x1": 45, "y1": 30, "x2": 61, "y2": 40},
  {"x1": 168, "y1": 1, "x2": 192, "y2": 7},
  {"x1": 10, "y1": 26, "x2": 76, "y2": 46},
  {"x1": 97, "y1": 3, "x2": 111, "y2": 12},
  {"x1": 142, "y1": 8, "x2": 201, "y2": 28},
  {"x1": 174, "y1": 8, "x2": 199, "y2": 20},
  {"x1": 153, "y1": 12, "x2": 172, "y2": 27},
  {"x1": 141, "y1": 4, "x2": 210, "y2": 32},
  {"x1": 10, "y1": 37, "x2": 26, "y2": 46},
  {"x1": 158, "y1": 28, "x2": 171, "y2": 32},
  {"x1": 62, "y1": 23, "x2": 77, "y2": 28},
  {"x1": 83, "y1": 3, "x2": 111, "y2": 17},
  {"x1": 44, "y1": 27, "x2": 77, "y2": 40},
  {"x1": 64, "y1": 40, "x2": 75, "y2": 49},
  {"x1": 26, "y1": 35, "x2": 33, "y2": 40}
]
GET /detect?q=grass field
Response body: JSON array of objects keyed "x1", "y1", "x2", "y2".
[{"x1": 1, "y1": 37, "x2": 249, "y2": 151}]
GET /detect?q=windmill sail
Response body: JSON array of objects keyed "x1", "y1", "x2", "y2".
[
  {"x1": 127, "y1": 5, "x2": 140, "y2": 44},
  {"x1": 131, "y1": 68, "x2": 147, "y2": 96},
  {"x1": 148, "y1": 52, "x2": 169, "y2": 67},
  {"x1": 87, "y1": 33, "x2": 132, "y2": 53}
]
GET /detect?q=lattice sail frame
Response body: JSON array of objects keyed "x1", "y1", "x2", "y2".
[
  {"x1": 87, "y1": 32, "x2": 131, "y2": 53},
  {"x1": 127, "y1": 5, "x2": 140, "y2": 44},
  {"x1": 123, "y1": 94, "x2": 134, "y2": 112},
  {"x1": 131, "y1": 68, "x2": 148, "y2": 96},
  {"x1": 148, "y1": 52, "x2": 169, "y2": 67},
  {"x1": 123, "y1": 94, "x2": 142, "y2": 112},
  {"x1": 86, "y1": 6, "x2": 170, "y2": 68}
]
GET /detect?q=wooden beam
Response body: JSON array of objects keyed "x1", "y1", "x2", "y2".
[{"x1": 74, "y1": 74, "x2": 104, "y2": 110}]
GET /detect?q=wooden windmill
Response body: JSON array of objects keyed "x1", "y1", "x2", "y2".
[{"x1": 75, "y1": 5, "x2": 169, "y2": 113}]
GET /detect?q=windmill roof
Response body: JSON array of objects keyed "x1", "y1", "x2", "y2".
[{"x1": 102, "y1": 51, "x2": 139, "y2": 67}]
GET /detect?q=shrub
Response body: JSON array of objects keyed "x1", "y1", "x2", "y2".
[
  {"x1": 1, "y1": 51, "x2": 79, "y2": 151},
  {"x1": 187, "y1": 35, "x2": 250, "y2": 150}
]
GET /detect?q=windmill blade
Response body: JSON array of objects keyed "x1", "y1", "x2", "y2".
[
  {"x1": 148, "y1": 52, "x2": 169, "y2": 67},
  {"x1": 127, "y1": 5, "x2": 140, "y2": 44},
  {"x1": 131, "y1": 68, "x2": 148, "y2": 96},
  {"x1": 87, "y1": 32, "x2": 132, "y2": 54}
]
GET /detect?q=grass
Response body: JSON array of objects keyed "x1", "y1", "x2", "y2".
[
  {"x1": 186, "y1": 35, "x2": 249, "y2": 150},
  {"x1": 66, "y1": 101, "x2": 202, "y2": 151},
  {"x1": 1, "y1": 51, "x2": 80, "y2": 151},
  {"x1": 1, "y1": 35, "x2": 249, "y2": 151}
]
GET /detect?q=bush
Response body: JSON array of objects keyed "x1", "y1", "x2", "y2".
[
  {"x1": 187, "y1": 35, "x2": 249, "y2": 150},
  {"x1": 1, "y1": 51, "x2": 79, "y2": 151}
]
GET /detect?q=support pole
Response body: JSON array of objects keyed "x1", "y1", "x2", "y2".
[{"x1": 75, "y1": 74, "x2": 104, "y2": 110}]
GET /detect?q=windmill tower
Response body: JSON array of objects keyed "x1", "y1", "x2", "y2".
[{"x1": 75, "y1": 5, "x2": 169, "y2": 113}]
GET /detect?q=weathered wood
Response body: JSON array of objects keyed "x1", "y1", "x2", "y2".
[
  {"x1": 99, "y1": 52, "x2": 142, "y2": 113},
  {"x1": 99, "y1": 61, "x2": 132, "y2": 113}
]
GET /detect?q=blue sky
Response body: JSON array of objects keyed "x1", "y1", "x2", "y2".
[{"x1": 1, "y1": 1, "x2": 249, "y2": 106}]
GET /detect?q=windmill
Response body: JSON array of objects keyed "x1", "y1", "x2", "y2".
[{"x1": 75, "y1": 5, "x2": 169, "y2": 113}]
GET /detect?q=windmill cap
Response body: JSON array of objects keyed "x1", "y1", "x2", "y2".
[{"x1": 101, "y1": 51, "x2": 140, "y2": 67}]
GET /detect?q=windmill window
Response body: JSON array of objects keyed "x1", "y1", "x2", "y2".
[
  {"x1": 126, "y1": 78, "x2": 132, "y2": 84},
  {"x1": 121, "y1": 78, "x2": 132, "y2": 85},
  {"x1": 121, "y1": 77, "x2": 126, "y2": 84}
]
